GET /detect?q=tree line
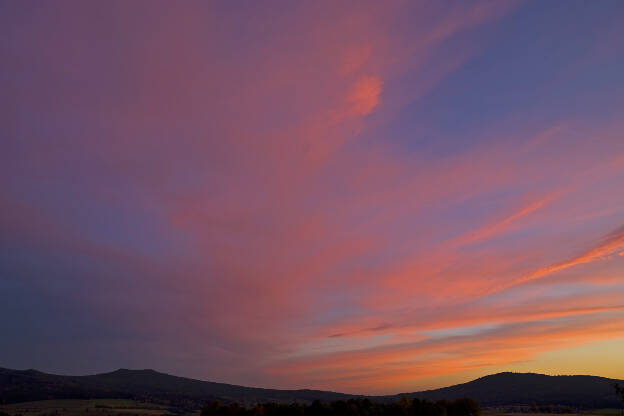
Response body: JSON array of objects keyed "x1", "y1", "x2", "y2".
[
  {"x1": 615, "y1": 384, "x2": 624, "y2": 415},
  {"x1": 201, "y1": 397, "x2": 481, "y2": 416}
]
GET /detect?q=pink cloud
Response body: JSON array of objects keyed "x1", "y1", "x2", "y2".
[{"x1": 348, "y1": 76, "x2": 382, "y2": 116}]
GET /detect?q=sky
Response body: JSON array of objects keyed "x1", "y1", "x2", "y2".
[{"x1": 1, "y1": 0, "x2": 624, "y2": 395}]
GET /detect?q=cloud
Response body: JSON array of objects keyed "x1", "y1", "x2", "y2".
[
  {"x1": 457, "y1": 191, "x2": 563, "y2": 246},
  {"x1": 348, "y1": 76, "x2": 382, "y2": 116},
  {"x1": 3, "y1": 0, "x2": 624, "y2": 394},
  {"x1": 512, "y1": 225, "x2": 624, "y2": 286},
  {"x1": 270, "y1": 311, "x2": 624, "y2": 393}
]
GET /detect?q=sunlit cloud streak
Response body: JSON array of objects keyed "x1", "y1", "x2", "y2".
[{"x1": 514, "y1": 226, "x2": 624, "y2": 285}]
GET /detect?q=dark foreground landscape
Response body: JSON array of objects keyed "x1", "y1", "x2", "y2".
[{"x1": 1, "y1": 368, "x2": 623, "y2": 416}]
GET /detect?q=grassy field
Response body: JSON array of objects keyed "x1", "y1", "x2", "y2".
[{"x1": 0, "y1": 399, "x2": 179, "y2": 416}]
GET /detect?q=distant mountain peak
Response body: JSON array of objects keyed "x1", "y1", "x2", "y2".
[{"x1": 109, "y1": 368, "x2": 162, "y2": 374}]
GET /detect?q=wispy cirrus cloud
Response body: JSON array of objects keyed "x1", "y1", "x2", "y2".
[{"x1": 516, "y1": 225, "x2": 624, "y2": 285}]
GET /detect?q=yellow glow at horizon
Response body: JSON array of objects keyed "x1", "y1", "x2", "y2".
[{"x1": 401, "y1": 337, "x2": 624, "y2": 393}]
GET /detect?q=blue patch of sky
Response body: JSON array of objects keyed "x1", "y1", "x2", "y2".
[{"x1": 365, "y1": 0, "x2": 624, "y2": 158}]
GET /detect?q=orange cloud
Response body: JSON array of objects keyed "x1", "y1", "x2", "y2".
[
  {"x1": 513, "y1": 225, "x2": 624, "y2": 286},
  {"x1": 458, "y1": 190, "x2": 563, "y2": 246},
  {"x1": 271, "y1": 311, "x2": 624, "y2": 393},
  {"x1": 348, "y1": 75, "x2": 382, "y2": 116}
]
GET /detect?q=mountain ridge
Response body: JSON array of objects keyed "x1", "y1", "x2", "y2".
[{"x1": 1, "y1": 367, "x2": 622, "y2": 408}]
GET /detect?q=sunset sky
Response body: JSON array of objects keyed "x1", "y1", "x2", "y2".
[{"x1": 1, "y1": 0, "x2": 624, "y2": 395}]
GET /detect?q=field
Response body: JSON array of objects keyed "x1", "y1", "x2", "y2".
[
  {"x1": 0, "y1": 399, "x2": 181, "y2": 416},
  {"x1": 1, "y1": 401, "x2": 621, "y2": 416}
]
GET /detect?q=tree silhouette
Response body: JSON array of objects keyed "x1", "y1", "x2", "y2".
[
  {"x1": 201, "y1": 397, "x2": 481, "y2": 416},
  {"x1": 615, "y1": 384, "x2": 624, "y2": 416}
]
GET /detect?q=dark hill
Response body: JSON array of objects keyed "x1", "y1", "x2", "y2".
[
  {"x1": 1, "y1": 368, "x2": 622, "y2": 409},
  {"x1": 0, "y1": 367, "x2": 354, "y2": 405},
  {"x1": 392, "y1": 372, "x2": 623, "y2": 408}
]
